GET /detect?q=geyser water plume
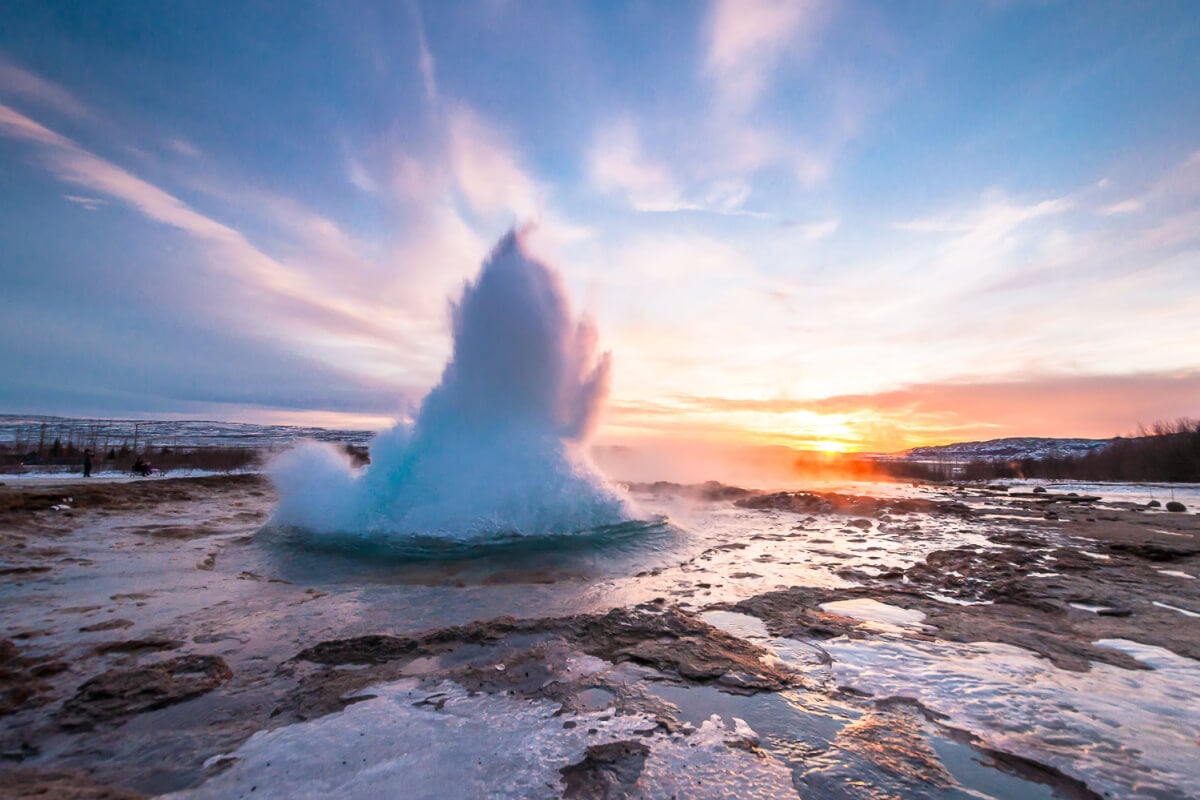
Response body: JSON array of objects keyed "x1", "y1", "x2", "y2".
[{"x1": 269, "y1": 228, "x2": 632, "y2": 540}]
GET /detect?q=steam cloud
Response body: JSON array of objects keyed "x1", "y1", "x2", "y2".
[{"x1": 269, "y1": 228, "x2": 631, "y2": 539}]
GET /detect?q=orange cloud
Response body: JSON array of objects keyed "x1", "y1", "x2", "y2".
[{"x1": 603, "y1": 371, "x2": 1200, "y2": 452}]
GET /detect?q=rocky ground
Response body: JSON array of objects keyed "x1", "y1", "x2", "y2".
[
  {"x1": 1, "y1": 474, "x2": 1197, "y2": 798},
  {"x1": 727, "y1": 485, "x2": 1200, "y2": 671}
]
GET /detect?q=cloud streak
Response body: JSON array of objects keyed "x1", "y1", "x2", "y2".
[
  {"x1": 411, "y1": 1, "x2": 439, "y2": 104},
  {"x1": 0, "y1": 59, "x2": 90, "y2": 119},
  {"x1": 0, "y1": 102, "x2": 396, "y2": 348}
]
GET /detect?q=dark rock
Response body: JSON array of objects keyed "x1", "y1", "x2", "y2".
[
  {"x1": 295, "y1": 634, "x2": 420, "y2": 665},
  {"x1": 29, "y1": 660, "x2": 69, "y2": 678},
  {"x1": 59, "y1": 654, "x2": 232, "y2": 730},
  {"x1": 0, "y1": 564, "x2": 52, "y2": 576},
  {"x1": 1032, "y1": 486, "x2": 1047, "y2": 494},
  {"x1": 1106, "y1": 542, "x2": 1200, "y2": 562},
  {"x1": 622, "y1": 481, "x2": 756, "y2": 502},
  {"x1": 0, "y1": 639, "x2": 66, "y2": 716},
  {"x1": 1165, "y1": 501, "x2": 1187, "y2": 513},
  {"x1": 1049, "y1": 549, "x2": 1100, "y2": 573},
  {"x1": 79, "y1": 619, "x2": 134, "y2": 633},
  {"x1": 728, "y1": 591, "x2": 861, "y2": 640},
  {"x1": 983, "y1": 579, "x2": 1065, "y2": 613},
  {"x1": 560, "y1": 740, "x2": 650, "y2": 799},
  {"x1": 988, "y1": 531, "x2": 1043, "y2": 547},
  {"x1": 572, "y1": 608, "x2": 793, "y2": 691},
  {"x1": 0, "y1": 683, "x2": 36, "y2": 716},
  {"x1": 93, "y1": 638, "x2": 184, "y2": 655},
  {"x1": 4, "y1": 768, "x2": 144, "y2": 799},
  {"x1": 1147, "y1": 500, "x2": 1161, "y2": 508},
  {"x1": 736, "y1": 490, "x2": 971, "y2": 518},
  {"x1": 295, "y1": 608, "x2": 794, "y2": 694}
]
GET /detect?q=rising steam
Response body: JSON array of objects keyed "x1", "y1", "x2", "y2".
[{"x1": 269, "y1": 228, "x2": 631, "y2": 539}]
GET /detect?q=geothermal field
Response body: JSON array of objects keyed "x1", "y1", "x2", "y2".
[{"x1": 2, "y1": 234, "x2": 1199, "y2": 800}]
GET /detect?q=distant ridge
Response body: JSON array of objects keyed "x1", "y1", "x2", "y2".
[
  {"x1": 903, "y1": 436, "x2": 1113, "y2": 461},
  {"x1": 0, "y1": 414, "x2": 374, "y2": 450},
  {"x1": 0, "y1": 416, "x2": 1133, "y2": 463}
]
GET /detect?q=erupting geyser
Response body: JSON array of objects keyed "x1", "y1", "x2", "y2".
[{"x1": 269, "y1": 228, "x2": 632, "y2": 540}]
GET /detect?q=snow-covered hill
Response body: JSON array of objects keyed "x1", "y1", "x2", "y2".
[
  {"x1": 904, "y1": 437, "x2": 1113, "y2": 461},
  {"x1": 0, "y1": 414, "x2": 375, "y2": 451}
]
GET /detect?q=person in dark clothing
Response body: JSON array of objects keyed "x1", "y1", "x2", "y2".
[{"x1": 83, "y1": 449, "x2": 93, "y2": 478}]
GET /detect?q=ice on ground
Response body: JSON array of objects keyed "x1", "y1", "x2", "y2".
[
  {"x1": 1068, "y1": 602, "x2": 1123, "y2": 614},
  {"x1": 824, "y1": 636, "x2": 1200, "y2": 799},
  {"x1": 1157, "y1": 569, "x2": 1195, "y2": 579},
  {"x1": 1151, "y1": 600, "x2": 1200, "y2": 618},
  {"x1": 700, "y1": 609, "x2": 771, "y2": 640},
  {"x1": 636, "y1": 715, "x2": 796, "y2": 800},
  {"x1": 1033, "y1": 480, "x2": 1200, "y2": 507},
  {"x1": 167, "y1": 680, "x2": 795, "y2": 800},
  {"x1": 820, "y1": 598, "x2": 929, "y2": 631}
]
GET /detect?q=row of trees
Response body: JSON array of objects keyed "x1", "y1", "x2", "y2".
[
  {"x1": 4, "y1": 419, "x2": 166, "y2": 463},
  {"x1": 0, "y1": 437, "x2": 264, "y2": 473},
  {"x1": 1, "y1": 439, "x2": 369, "y2": 474},
  {"x1": 876, "y1": 419, "x2": 1200, "y2": 483}
]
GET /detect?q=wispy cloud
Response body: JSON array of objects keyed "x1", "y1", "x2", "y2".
[
  {"x1": 0, "y1": 102, "x2": 71, "y2": 146},
  {"x1": 1092, "y1": 150, "x2": 1200, "y2": 244},
  {"x1": 345, "y1": 153, "x2": 379, "y2": 193},
  {"x1": 0, "y1": 58, "x2": 90, "y2": 119},
  {"x1": 798, "y1": 217, "x2": 839, "y2": 240},
  {"x1": 62, "y1": 193, "x2": 106, "y2": 210},
  {"x1": 165, "y1": 137, "x2": 200, "y2": 157},
  {"x1": 587, "y1": 119, "x2": 686, "y2": 212},
  {"x1": 587, "y1": 119, "x2": 768, "y2": 215},
  {"x1": 411, "y1": 1, "x2": 439, "y2": 104},
  {"x1": 1099, "y1": 198, "x2": 1143, "y2": 215},
  {"x1": 895, "y1": 193, "x2": 1073, "y2": 239},
  {"x1": 447, "y1": 105, "x2": 540, "y2": 219},
  {"x1": 698, "y1": 1, "x2": 845, "y2": 191},
  {"x1": 705, "y1": 0, "x2": 825, "y2": 111}
]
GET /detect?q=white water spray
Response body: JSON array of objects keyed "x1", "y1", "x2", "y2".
[{"x1": 269, "y1": 228, "x2": 631, "y2": 540}]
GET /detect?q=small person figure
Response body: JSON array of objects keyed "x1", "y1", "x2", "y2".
[
  {"x1": 132, "y1": 457, "x2": 151, "y2": 477},
  {"x1": 83, "y1": 449, "x2": 93, "y2": 478}
]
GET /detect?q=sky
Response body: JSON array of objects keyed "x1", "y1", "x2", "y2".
[{"x1": 1, "y1": 0, "x2": 1198, "y2": 453}]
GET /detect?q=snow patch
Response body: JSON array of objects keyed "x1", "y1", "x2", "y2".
[{"x1": 167, "y1": 680, "x2": 794, "y2": 800}]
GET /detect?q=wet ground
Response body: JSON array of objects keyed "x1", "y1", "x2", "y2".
[{"x1": 1, "y1": 474, "x2": 1198, "y2": 798}]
